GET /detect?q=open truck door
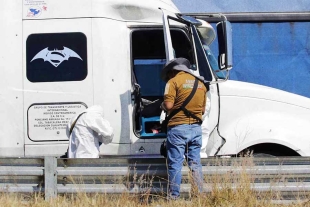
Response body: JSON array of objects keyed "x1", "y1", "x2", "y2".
[{"x1": 160, "y1": 9, "x2": 233, "y2": 157}]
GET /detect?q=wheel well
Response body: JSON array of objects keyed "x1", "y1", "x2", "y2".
[{"x1": 240, "y1": 143, "x2": 300, "y2": 156}]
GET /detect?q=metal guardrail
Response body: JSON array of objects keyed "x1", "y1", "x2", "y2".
[{"x1": 0, "y1": 156, "x2": 310, "y2": 201}]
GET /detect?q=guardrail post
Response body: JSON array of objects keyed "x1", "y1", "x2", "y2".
[{"x1": 44, "y1": 156, "x2": 57, "y2": 200}]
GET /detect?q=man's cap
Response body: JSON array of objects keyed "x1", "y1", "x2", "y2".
[{"x1": 161, "y1": 58, "x2": 192, "y2": 82}]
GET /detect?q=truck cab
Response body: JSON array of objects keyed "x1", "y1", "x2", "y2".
[
  {"x1": 0, "y1": 0, "x2": 230, "y2": 157},
  {"x1": 1, "y1": 0, "x2": 309, "y2": 157}
]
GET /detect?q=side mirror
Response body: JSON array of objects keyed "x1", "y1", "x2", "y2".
[{"x1": 217, "y1": 21, "x2": 233, "y2": 70}]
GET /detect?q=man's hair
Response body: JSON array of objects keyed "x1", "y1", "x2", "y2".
[{"x1": 167, "y1": 70, "x2": 180, "y2": 80}]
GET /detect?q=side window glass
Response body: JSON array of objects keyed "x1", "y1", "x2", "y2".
[
  {"x1": 26, "y1": 32, "x2": 87, "y2": 82},
  {"x1": 203, "y1": 45, "x2": 225, "y2": 79}
]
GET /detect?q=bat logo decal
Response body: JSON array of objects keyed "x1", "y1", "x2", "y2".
[{"x1": 31, "y1": 47, "x2": 83, "y2": 67}]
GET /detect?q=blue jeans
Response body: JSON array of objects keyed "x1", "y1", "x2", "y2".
[{"x1": 167, "y1": 124, "x2": 203, "y2": 198}]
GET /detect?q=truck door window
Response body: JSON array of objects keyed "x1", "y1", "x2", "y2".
[
  {"x1": 161, "y1": 12, "x2": 217, "y2": 82},
  {"x1": 26, "y1": 32, "x2": 87, "y2": 82}
]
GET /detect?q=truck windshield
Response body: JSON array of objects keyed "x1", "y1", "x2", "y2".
[{"x1": 203, "y1": 45, "x2": 225, "y2": 79}]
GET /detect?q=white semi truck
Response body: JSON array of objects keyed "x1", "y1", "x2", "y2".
[{"x1": 0, "y1": 0, "x2": 309, "y2": 157}]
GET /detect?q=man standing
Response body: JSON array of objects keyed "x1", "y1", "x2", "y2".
[
  {"x1": 160, "y1": 58, "x2": 207, "y2": 199},
  {"x1": 67, "y1": 105, "x2": 114, "y2": 158}
]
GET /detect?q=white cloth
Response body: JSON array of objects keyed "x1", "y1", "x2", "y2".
[
  {"x1": 200, "y1": 91, "x2": 211, "y2": 158},
  {"x1": 67, "y1": 105, "x2": 114, "y2": 158},
  {"x1": 160, "y1": 110, "x2": 166, "y2": 124}
]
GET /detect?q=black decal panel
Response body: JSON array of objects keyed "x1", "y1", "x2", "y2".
[{"x1": 26, "y1": 32, "x2": 87, "y2": 82}]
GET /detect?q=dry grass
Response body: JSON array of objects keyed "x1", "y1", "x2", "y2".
[
  {"x1": 1, "y1": 157, "x2": 310, "y2": 207},
  {"x1": 0, "y1": 191, "x2": 309, "y2": 207}
]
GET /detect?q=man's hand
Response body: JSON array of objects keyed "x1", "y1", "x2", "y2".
[
  {"x1": 202, "y1": 106, "x2": 206, "y2": 115},
  {"x1": 161, "y1": 101, "x2": 173, "y2": 111},
  {"x1": 160, "y1": 102, "x2": 167, "y2": 111}
]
